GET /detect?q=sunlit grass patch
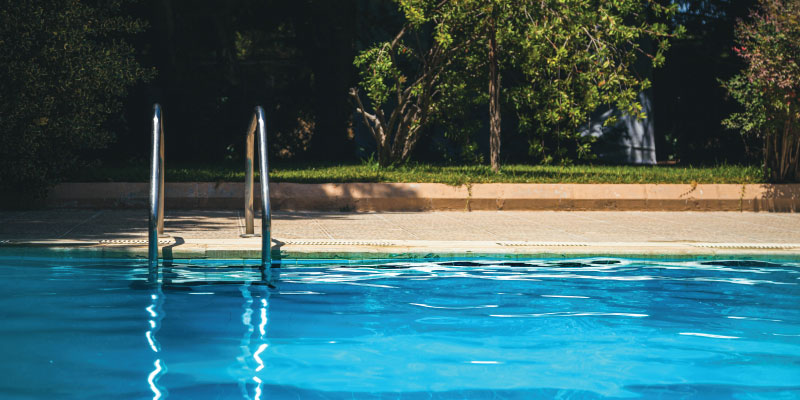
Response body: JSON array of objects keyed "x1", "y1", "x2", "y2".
[{"x1": 73, "y1": 162, "x2": 764, "y2": 185}]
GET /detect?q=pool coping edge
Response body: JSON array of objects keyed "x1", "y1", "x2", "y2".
[{"x1": 2, "y1": 239, "x2": 799, "y2": 261}]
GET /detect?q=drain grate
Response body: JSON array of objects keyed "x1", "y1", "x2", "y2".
[
  {"x1": 497, "y1": 241, "x2": 588, "y2": 247},
  {"x1": 284, "y1": 240, "x2": 393, "y2": 246},
  {"x1": 693, "y1": 243, "x2": 798, "y2": 250},
  {"x1": 99, "y1": 239, "x2": 174, "y2": 245}
]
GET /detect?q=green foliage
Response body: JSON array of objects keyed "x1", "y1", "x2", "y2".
[
  {"x1": 389, "y1": 0, "x2": 682, "y2": 167},
  {"x1": 722, "y1": 0, "x2": 800, "y2": 182},
  {"x1": 505, "y1": 0, "x2": 680, "y2": 164},
  {"x1": 73, "y1": 161, "x2": 764, "y2": 185},
  {"x1": 429, "y1": 52, "x2": 486, "y2": 164},
  {"x1": 351, "y1": 3, "x2": 467, "y2": 167},
  {"x1": 353, "y1": 43, "x2": 410, "y2": 108},
  {"x1": 0, "y1": 0, "x2": 152, "y2": 206}
]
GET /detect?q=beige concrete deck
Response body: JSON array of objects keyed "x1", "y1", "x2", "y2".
[{"x1": 0, "y1": 210, "x2": 799, "y2": 259}]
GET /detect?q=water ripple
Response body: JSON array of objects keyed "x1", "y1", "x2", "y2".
[
  {"x1": 143, "y1": 258, "x2": 798, "y2": 289},
  {"x1": 679, "y1": 332, "x2": 740, "y2": 339},
  {"x1": 410, "y1": 303, "x2": 498, "y2": 310},
  {"x1": 490, "y1": 312, "x2": 649, "y2": 318}
]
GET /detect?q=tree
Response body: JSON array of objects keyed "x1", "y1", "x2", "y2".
[
  {"x1": 349, "y1": 26, "x2": 431, "y2": 167},
  {"x1": 350, "y1": 2, "x2": 474, "y2": 167},
  {"x1": 430, "y1": 1, "x2": 511, "y2": 171},
  {"x1": 723, "y1": 0, "x2": 800, "y2": 182},
  {"x1": 0, "y1": 0, "x2": 152, "y2": 205},
  {"x1": 391, "y1": 0, "x2": 681, "y2": 171}
]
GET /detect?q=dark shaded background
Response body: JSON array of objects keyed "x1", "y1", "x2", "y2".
[{"x1": 104, "y1": 0, "x2": 755, "y2": 166}]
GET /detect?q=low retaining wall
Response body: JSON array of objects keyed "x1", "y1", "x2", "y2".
[{"x1": 48, "y1": 182, "x2": 800, "y2": 211}]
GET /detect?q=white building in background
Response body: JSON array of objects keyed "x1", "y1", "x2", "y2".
[{"x1": 580, "y1": 91, "x2": 657, "y2": 165}]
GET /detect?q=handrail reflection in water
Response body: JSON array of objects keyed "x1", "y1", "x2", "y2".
[
  {"x1": 239, "y1": 275, "x2": 271, "y2": 399},
  {"x1": 237, "y1": 280, "x2": 254, "y2": 399},
  {"x1": 146, "y1": 285, "x2": 167, "y2": 399}
]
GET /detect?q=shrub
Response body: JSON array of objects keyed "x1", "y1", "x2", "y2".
[
  {"x1": 0, "y1": 0, "x2": 152, "y2": 206},
  {"x1": 723, "y1": 0, "x2": 800, "y2": 182}
]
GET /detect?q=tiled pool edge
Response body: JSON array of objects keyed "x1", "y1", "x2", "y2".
[{"x1": 2, "y1": 240, "x2": 799, "y2": 262}]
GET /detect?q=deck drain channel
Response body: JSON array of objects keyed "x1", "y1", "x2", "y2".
[
  {"x1": 100, "y1": 239, "x2": 174, "y2": 245},
  {"x1": 284, "y1": 240, "x2": 393, "y2": 246},
  {"x1": 693, "y1": 244, "x2": 797, "y2": 250},
  {"x1": 497, "y1": 241, "x2": 589, "y2": 247}
]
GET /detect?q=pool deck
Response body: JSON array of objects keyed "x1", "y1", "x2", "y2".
[{"x1": 0, "y1": 210, "x2": 798, "y2": 260}]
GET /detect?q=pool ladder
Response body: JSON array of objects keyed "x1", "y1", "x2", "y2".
[
  {"x1": 148, "y1": 104, "x2": 272, "y2": 281},
  {"x1": 242, "y1": 106, "x2": 272, "y2": 269},
  {"x1": 148, "y1": 104, "x2": 164, "y2": 282}
]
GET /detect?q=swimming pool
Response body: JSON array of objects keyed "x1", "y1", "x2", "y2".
[{"x1": 1, "y1": 257, "x2": 798, "y2": 399}]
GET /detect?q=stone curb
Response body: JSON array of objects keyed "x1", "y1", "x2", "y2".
[{"x1": 49, "y1": 182, "x2": 800, "y2": 212}]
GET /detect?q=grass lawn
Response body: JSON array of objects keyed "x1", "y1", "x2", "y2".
[{"x1": 71, "y1": 162, "x2": 765, "y2": 185}]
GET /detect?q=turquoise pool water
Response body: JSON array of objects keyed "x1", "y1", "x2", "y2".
[{"x1": 0, "y1": 257, "x2": 799, "y2": 399}]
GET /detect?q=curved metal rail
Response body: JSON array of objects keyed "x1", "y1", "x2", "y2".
[
  {"x1": 148, "y1": 103, "x2": 165, "y2": 281},
  {"x1": 243, "y1": 106, "x2": 271, "y2": 270}
]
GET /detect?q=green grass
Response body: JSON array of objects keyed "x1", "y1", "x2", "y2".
[{"x1": 71, "y1": 162, "x2": 765, "y2": 185}]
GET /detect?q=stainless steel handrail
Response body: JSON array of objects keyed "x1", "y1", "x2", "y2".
[
  {"x1": 149, "y1": 103, "x2": 165, "y2": 281},
  {"x1": 243, "y1": 106, "x2": 271, "y2": 269}
]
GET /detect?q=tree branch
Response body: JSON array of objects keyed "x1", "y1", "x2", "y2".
[{"x1": 349, "y1": 87, "x2": 384, "y2": 145}]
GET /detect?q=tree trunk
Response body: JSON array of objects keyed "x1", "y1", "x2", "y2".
[
  {"x1": 488, "y1": 23, "x2": 501, "y2": 173},
  {"x1": 765, "y1": 110, "x2": 800, "y2": 182},
  {"x1": 782, "y1": 112, "x2": 799, "y2": 181}
]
